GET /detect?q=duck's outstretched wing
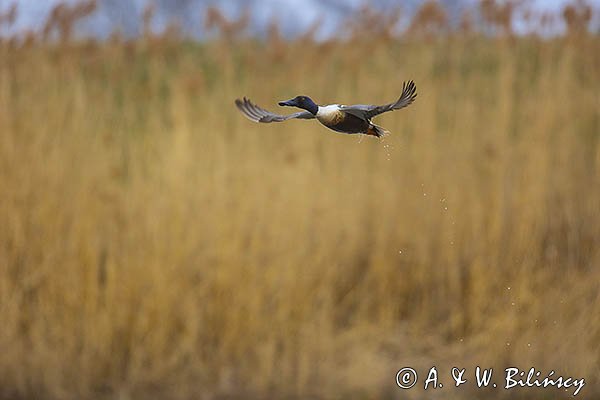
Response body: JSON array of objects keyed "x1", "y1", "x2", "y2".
[
  {"x1": 235, "y1": 97, "x2": 315, "y2": 123},
  {"x1": 341, "y1": 80, "x2": 417, "y2": 120}
]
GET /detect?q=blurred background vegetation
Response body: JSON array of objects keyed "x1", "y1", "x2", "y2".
[{"x1": 0, "y1": 1, "x2": 599, "y2": 399}]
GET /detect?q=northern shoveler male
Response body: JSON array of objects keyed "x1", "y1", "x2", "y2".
[{"x1": 235, "y1": 80, "x2": 417, "y2": 137}]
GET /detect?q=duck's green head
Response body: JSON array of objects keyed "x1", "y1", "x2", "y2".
[{"x1": 279, "y1": 95, "x2": 318, "y2": 115}]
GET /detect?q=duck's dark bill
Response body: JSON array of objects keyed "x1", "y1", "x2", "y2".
[{"x1": 278, "y1": 99, "x2": 295, "y2": 107}]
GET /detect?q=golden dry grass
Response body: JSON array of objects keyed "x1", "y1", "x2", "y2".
[{"x1": 0, "y1": 33, "x2": 599, "y2": 399}]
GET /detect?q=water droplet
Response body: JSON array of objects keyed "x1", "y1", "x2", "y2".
[
  {"x1": 527, "y1": 343, "x2": 531, "y2": 347},
  {"x1": 507, "y1": 286, "x2": 511, "y2": 290},
  {"x1": 511, "y1": 302, "x2": 515, "y2": 306}
]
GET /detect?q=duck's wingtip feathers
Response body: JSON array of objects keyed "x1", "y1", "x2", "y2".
[
  {"x1": 235, "y1": 97, "x2": 266, "y2": 123},
  {"x1": 399, "y1": 80, "x2": 417, "y2": 106}
]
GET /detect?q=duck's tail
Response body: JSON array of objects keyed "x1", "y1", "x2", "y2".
[{"x1": 365, "y1": 123, "x2": 389, "y2": 138}]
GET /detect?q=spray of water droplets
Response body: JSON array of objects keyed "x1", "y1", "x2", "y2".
[{"x1": 380, "y1": 137, "x2": 394, "y2": 161}]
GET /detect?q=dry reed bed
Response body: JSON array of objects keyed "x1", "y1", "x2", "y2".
[{"x1": 0, "y1": 34, "x2": 599, "y2": 399}]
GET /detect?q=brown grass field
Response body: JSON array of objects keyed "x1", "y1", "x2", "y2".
[{"x1": 0, "y1": 8, "x2": 599, "y2": 399}]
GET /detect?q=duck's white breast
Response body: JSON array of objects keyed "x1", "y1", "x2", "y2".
[{"x1": 316, "y1": 104, "x2": 343, "y2": 124}]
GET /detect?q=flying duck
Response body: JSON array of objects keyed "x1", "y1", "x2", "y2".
[{"x1": 235, "y1": 80, "x2": 417, "y2": 137}]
